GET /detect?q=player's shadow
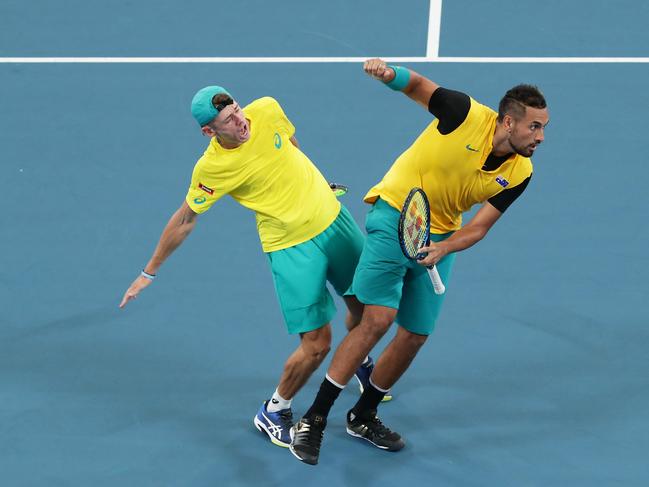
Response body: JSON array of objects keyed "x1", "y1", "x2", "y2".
[{"x1": 1, "y1": 304, "x2": 298, "y2": 482}]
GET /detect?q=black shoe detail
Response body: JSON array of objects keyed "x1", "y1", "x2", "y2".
[
  {"x1": 289, "y1": 414, "x2": 327, "y2": 465},
  {"x1": 346, "y1": 409, "x2": 404, "y2": 451}
]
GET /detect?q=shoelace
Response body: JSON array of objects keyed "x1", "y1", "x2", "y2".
[
  {"x1": 365, "y1": 414, "x2": 391, "y2": 438},
  {"x1": 297, "y1": 420, "x2": 324, "y2": 446},
  {"x1": 277, "y1": 409, "x2": 293, "y2": 428}
]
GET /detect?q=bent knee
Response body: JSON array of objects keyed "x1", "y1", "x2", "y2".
[
  {"x1": 302, "y1": 341, "x2": 331, "y2": 362},
  {"x1": 301, "y1": 326, "x2": 332, "y2": 360},
  {"x1": 398, "y1": 327, "x2": 429, "y2": 349},
  {"x1": 361, "y1": 311, "x2": 396, "y2": 339}
]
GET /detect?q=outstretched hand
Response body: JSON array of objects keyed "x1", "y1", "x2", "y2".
[
  {"x1": 119, "y1": 275, "x2": 154, "y2": 308},
  {"x1": 363, "y1": 58, "x2": 395, "y2": 83}
]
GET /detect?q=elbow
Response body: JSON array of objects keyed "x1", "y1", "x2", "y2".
[
  {"x1": 181, "y1": 221, "x2": 197, "y2": 238},
  {"x1": 176, "y1": 215, "x2": 197, "y2": 239},
  {"x1": 474, "y1": 226, "x2": 490, "y2": 244},
  {"x1": 463, "y1": 225, "x2": 488, "y2": 248}
]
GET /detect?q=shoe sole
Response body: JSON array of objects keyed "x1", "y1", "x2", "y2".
[
  {"x1": 355, "y1": 376, "x2": 393, "y2": 402},
  {"x1": 346, "y1": 427, "x2": 405, "y2": 452},
  {"x1": 288, "y1": 426, "x2": 318, "y2": 465},
  {"x1": 288, "y1": 443, "x2": 318, "y2": 465},
  {"x1": 253, "y1": 415, "x2": 291, "y2": 448}
]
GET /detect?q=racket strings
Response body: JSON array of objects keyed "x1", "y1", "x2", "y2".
[{"x1": 402, "y1": 196, "x2": 428, "y2": 258}]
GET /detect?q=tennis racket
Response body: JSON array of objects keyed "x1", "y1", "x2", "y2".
[
  {"x1": 329, "y1": 182, "x2": 348, "y2": 197},
  {"x1": 398, "y1": 188, "x2": 446, "y2": 295}
]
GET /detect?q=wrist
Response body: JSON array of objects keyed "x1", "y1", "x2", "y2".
[
  {"x1": 385, "y1": 65, "x2": 411, "y2": 91},
  {"x1": 141, "y1": 269, "x2": 156, "y2": 280},
  {"x1": 438, "y1": 240, "x2": 453, "y2": 257}
]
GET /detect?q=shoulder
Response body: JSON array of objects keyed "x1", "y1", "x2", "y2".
[
  {"x1": 191, "y1": 153, "x2": 209, "y2": 178},
  {"x1": 192, "y1": 140, "x2": 220, "y2": 175},
  {"x1": 514, "y1": 155, "x2": 534, "y2": 176},
  {"x1": 244, "y1": 96, "x2": 281, "y2": 115},
  {"x1": 468, "y1": 98, "x2": 497, "y2": 120}
]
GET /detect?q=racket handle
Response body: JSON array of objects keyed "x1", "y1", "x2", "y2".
[{"x1": 427, "y1": 265, "x2": 446, "y2": 295}]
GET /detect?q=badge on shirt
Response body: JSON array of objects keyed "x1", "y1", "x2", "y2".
[
  {"x1": 198, "y1": 183, "x2": 214, "y2": 195},
  {"x1": 495, "y1": 176, "x2": 510, "y2": 188}
]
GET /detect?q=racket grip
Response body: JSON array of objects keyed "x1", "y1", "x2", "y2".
[{"x1": 427, "y1": 265, "x2": 446, "y2": 295}]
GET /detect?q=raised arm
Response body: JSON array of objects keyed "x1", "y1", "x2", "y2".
[
  {"x1": 363, "y1": 58, "x2": 440, "y2": 110},
  {"x1": 119, "y1": 201, "x2": 198, "y2": 308}
]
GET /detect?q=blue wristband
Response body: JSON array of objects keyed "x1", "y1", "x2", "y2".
[{"x1": 385, "y1": 65, "x2": 411, "y2": 91}]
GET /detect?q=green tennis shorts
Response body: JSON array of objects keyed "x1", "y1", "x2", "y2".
[
  {"x1": 351, "y1": 198, "x2": 456, "y2": 335},
  {"x1": 267, "y1": 205, "x2": 365, "y2": 335}
]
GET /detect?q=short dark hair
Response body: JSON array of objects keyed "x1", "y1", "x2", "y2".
[
  {"x1": 205, "y1": 94, "x2": 234, "y2": 128},
  {"x1": 497, "y1": 84, "x2": 546, "y2": 122},
  {"x1": 211, "y1": 93, "x2": 232, "y2": 107}
]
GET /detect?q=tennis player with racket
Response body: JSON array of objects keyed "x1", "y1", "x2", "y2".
[
  {"x1": 119, "y1": 86, "x2": 370, "y2": 450},
  {"x1": 290, "y1": 59, "x2": 549, "y2": 465}
]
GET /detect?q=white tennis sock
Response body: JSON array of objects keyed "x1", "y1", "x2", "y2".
[{"x1": 267, "y1": 389, "x2": 292, "y2": 413}]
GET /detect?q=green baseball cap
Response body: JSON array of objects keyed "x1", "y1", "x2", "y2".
[{"x1": 191, "y1": 85, "x2": 232, "y2": 126}]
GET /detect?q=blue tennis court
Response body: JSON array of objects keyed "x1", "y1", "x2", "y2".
[{"x1": 1, "y1": 1, "x2": 648, "y2": 485}]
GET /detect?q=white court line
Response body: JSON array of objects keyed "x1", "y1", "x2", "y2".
[
  {"x1": 1, "y1": 1, "x2": 647, "y2": 64},
  {"x1": 1, "y1": 57, "x2": 648, "y2": 63},
  {"x1": 427, "y1": 0, "x2": 443, "y2": 58},
  {"x1": 435, "y1": 57, "x2": 649, "y2": 63}
]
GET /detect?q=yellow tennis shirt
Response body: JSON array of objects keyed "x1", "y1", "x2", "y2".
[
  {"x1": 186, "y1": 97, "x2": 340, "y2": 252},
  {"x1": 364, "y1": 97, "x2": 533, "y2": 233}
]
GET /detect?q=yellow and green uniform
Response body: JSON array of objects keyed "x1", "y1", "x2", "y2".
[
  {"x1": 186, "y1": 97, "x2": 341, "y2": 252},
  {"x1": 185, "y1": 97, "x2": 364, "y2": 333},
  {"x1": 364, "y1": 97, "x2": 533, "y2": 233},
  {"x1": 353, "y1": 89, "x2": 534, "y2": 335}
]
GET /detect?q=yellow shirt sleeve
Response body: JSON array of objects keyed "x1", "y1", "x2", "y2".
[{"x1": 185, "y1": 155, "x2": 233, "y2": 214}]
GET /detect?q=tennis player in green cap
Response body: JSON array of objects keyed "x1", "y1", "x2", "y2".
[{"x1": 119, "y1": 86, "x2": 377, "y2": 449}]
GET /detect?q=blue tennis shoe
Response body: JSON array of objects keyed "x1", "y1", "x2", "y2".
[
  {"x1": 354, "y1": 357, "x2": 393, "y2": 402},
  {"x1": 253, "y1": 400, "x2": 294, "y2": 448}
]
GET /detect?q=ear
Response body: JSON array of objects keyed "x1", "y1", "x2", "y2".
[
  {"x1": 201, "y1": 125, "x2": 216, "y2": 137},
  {"x1": 503, "y1": 114, "x2": 515, "y2": 132}
]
